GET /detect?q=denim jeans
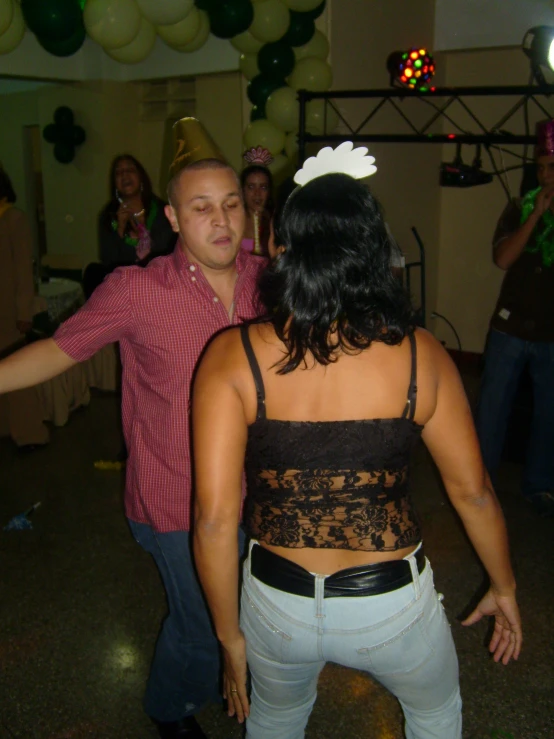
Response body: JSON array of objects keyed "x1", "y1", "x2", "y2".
[
  {"x1": 475, "y1": 329, "x2": 554, "y2": 496},
  {"x1": 128, "y1": 520, "x2": 245, "y2": 722},
  {"x1": 240, "y1": 543, "x2": 461, "y2": 739}
]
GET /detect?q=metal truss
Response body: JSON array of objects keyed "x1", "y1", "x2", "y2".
[{"x1": 297, "y1": 85, "x2": 554, "y2": 164}]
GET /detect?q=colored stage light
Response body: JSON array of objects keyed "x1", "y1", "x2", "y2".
[{"x1": 387, "y1": 47, "x2": 435, "y2": 91}]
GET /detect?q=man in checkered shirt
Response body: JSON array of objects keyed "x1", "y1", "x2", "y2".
[{"x1": 0, "y1": 136, "x2": 266, "y2": 738}]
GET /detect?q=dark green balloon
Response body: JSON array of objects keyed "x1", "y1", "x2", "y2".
[
  {"x1": 22, "y1": 0, "x2": 82, "y2": 43},
  {"x1": 208, "y1": 0, "x2": 254, "y2": 39},
  {"x1": 38, "y1": 23, "x2": 86, "y2": 57},
  {"x1": 54, "y1": 141, "x2": 75, "y2": 164},
  {"x1": 43, "y1": 123, "x2": 58, "y2": 144},
  {"x1": 71, "y1": 125, "x2": 86, "y2": 146},
  {"x1": 195, "y1": 0, "x2": 216, "y2": 9},
  {"x1": 54, "y1": 106, "x2": 74, "y2": 127},
  {"x1": 258, "y1": 41, "x2": 295, "y2": 79},
  {"x1": 250, "y1": 105, "x2": 266, "y2": 122},
  {"x1": 306, "y1": 0, "x2": 326, "y2": 19},
  {"x1": 282, "y1": 11, "x2": 315, "y2": 47},
  {"x1": 247, "y1": 74, "x2": 285, "y2": 108}
]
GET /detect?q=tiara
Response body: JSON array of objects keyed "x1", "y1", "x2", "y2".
[
  {"x1": 293, "y1": 141, "x2": 377, "y2": 186},
  {"x1": 244, "y1": 146, "x2": 274, "y2": 166}
]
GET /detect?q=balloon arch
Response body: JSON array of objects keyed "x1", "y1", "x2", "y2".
[{"x1": 0, "y1": 0, "x2": 335, "y2": 176}]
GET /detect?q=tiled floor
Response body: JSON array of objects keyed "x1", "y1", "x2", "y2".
[{"x1": 0, "y1": 388, "x2": 552, "y2": 739}]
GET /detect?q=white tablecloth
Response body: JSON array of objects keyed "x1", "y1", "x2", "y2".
[{"x1": 39, "y1": 278, "x2": 84, "y2": 325}]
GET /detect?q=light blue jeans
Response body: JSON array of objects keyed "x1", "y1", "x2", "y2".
[{"x1": 240, "y1": 543, "x2": 462, "y2": 739}]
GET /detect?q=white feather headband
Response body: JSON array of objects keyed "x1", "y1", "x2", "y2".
[{"x1": 293, "y1": 141, "x2": 377, "y2": 187}]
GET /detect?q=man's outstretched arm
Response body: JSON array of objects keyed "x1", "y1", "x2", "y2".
[{"x1": 0, "y1": 339, "x2": 76, "y2": 394}]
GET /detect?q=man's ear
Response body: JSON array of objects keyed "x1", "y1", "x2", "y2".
[{"x1": 165, "y1": 204, "x2": 179, "y2": 234}]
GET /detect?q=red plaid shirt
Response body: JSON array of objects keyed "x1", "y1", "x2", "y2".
[{"x1": 54, "y1": 247, "x2": 265, "y2": 532}]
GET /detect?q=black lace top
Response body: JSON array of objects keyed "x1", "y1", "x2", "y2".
[{"x1": 241, "y1": 325, "x2": 423, "y2": 552}]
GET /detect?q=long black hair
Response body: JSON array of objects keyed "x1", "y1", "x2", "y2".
[
  {"x1": 0, "y1": 169, "x2": 16, "y2": 203},
  {"x1": 259, "y1": 172, "x2": 414, "y2": 374},
  {"x1": 100, "y1": 154, "x2": 154, "y2": 229}
]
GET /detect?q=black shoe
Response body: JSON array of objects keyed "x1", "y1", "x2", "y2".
[{"x1": 153, "y1": 716, "x2": 207, "y2": 739}]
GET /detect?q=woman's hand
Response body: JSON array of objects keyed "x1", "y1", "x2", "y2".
[
  {"x1": 533, "y1": 185, "x2": 554, "y2": 218},
  {"x1": 462, "y1": 587, "x2": 522, "y2": 665},
  {"x1": 116, "y1": 204, "x2": 136, "y2": 238},
  {"x1": 221, "y1": 633, "x2": 250, "y2": 723}
]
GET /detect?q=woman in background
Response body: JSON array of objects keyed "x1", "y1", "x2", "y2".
[
  {"x1": 240, "y1": 148, "x2": 274, "y2": 257},
  {"x1": 193, "y1": 144, "x2": 521, "y2": 739},
  {"x1": 0, "y1": 168, "x2": 48, "y2": 449}
]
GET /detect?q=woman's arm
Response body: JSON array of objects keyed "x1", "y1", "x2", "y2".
[
  {"x1": 421, "y1": 335, "x2": 522, "y2": 664},
  {"x1": 192, "y1": 330, "x2": 250, "y2": 722}
]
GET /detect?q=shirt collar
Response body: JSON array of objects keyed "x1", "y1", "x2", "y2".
[{"x1": 172, "y1": 238, "x2": 253, "y2": 276}]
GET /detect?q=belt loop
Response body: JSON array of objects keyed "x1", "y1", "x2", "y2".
[
  {"x1": 314, "y1": 575, "x2": 325, "y2": 619},
  {"x1": 407, "y1": 550, "x2": 421, "y2": 600}
]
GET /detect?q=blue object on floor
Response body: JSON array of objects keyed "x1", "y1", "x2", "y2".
[{"x1": 4, "y1": 502, "x2": 41, "y2": 531}]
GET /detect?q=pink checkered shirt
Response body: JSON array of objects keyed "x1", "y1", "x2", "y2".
[{"x1": 54, "y1": 246, "x2": 266, "y2": 532}]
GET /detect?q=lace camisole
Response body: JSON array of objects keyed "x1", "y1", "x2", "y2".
[{"x1": 241, "y1": 325, "x2": 424, "y2": 552}]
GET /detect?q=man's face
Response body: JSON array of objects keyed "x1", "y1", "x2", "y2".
[
  {"x1": 166, "y1": 167, "x2": 245, "y2": 272},
  {"x1": 537, "y1": 155, "x2": 554, "y2": 188}
]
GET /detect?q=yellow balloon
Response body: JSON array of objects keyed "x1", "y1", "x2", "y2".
[
  {"x1": 249, "y1": 0, "x2": 290, "y2": 43},
  {"x1": 266, "y1": 86, "x2": 299, "y2": 133},
  {"x1": 284, "y1": 130, "x2": 298, "y2": 162},
  {"x1": 157, "y1": 6, "x2": 200, "y2": 49},
  {"x1": 0, "y1": 1, "x2": 24, "y2": 55},
  {"x1": 284, "y1": 0, "x2": 322, "y2": 10},
  {"x1": 239, "y1": 52, "x2": 259, "y2": 81},
  {"x1": 244, "y1": 120, "x2": 286, "y2": 156},
  {"x1": 294, "y1": 30, "x2": 329, "y2": 62},
  {"x1": 84, "y1": 0, "x2": 142, "y2": 50},
  {"x1": 305, "y1": 99, "x2": 339, "y2": 135},
  {"x1": 174, "y1": 10, "x2": 210, "y2": 52},
  {"x1": 268, "y1": 153, "x2": 293, "y2": 185},
  {"x1": 230, "y1": 29, "x2": 263, "y2": 54},
  {"x1": 0, "y1": 0, "x2": 13, "y2": 37},
  {"x1": 290, "y1": 57, "x2": 332, "y2": 91},
  {"x1": 136, "y1": 0, "x2": 194, "y2": 26},
  {"x1": 106, "y1": 16, "x2": 156, "y2": 63}
]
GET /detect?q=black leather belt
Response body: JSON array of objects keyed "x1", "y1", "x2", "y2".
[{"x1": 250, "y1": 544, "x2": 425, "y2": 599}]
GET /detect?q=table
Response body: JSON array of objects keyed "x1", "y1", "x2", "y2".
[{"x1": 39, "y1": 278, "x2": 84, "y2": 325}]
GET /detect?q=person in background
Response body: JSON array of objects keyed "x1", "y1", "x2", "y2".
[
  {"x1": 476, "y1": 119, "x2": 554, "y2": 518},
  {"x1": 83, "y1": 155, "x2": 177, "y2": 299},
  {"x1": 240, "y1": 147, "x2": 274, "y2": 257},
  {"x1": 193, "y1": 143, "x2": 521, "y2": 739},
  {"x1": 0, "y1": 119, "x2": 266, "y2": 739},
  {"x1": 0, "y1": 167, "x2": 48, "y2": 450}
]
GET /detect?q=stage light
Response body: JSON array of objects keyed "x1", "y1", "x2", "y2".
[
  {"x1": 387, "y1": 47, "x2": 435, "y2": 92},
  {"x1": 440, "y1": 144, "x2": 493, "y2": 188},
  {"x1": 522, "y1": 26, "x2": 554, "y2": 84}
]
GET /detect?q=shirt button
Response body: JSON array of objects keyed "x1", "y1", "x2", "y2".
[
  {"x1": 189, "y1": 265, "x2": 196, "y2": 272},
  {"x1": 191, "y1": 276, "x2": 196, "y2": 282},
  {"x1": 213, "y1": 297, "x2": 219, "y2": 303}
]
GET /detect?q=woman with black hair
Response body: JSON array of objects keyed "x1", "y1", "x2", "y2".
[
  {"x1": 192, "y1": 144, "x2": 521, "y2": 739},
  {"x1": 240, "y1": 149, "x2": 275, "y2": 256},
  {"x1": 99, "y1": 154, "x2": 176, "y2": 268}
]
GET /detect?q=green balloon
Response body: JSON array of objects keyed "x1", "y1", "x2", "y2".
[
  {"x1": 250, "y1": 105, "x2": 266, "y2": 122},
  {"x1": 208, "y1": 0, "x2": 254, "y2": 40},
  {"x1": 38, "y1": 23, "x2": 86, "y2": 57},
  {"x1": 306, "y1": 0, "x2": 326, "y2": 19},
  {"x1": 195, "y1": 0, "x2": 216, "y2": 9},
  {"x1": 258, "y1": 41, "x2": 295, "y2": 79},
  {"x1": 54, "y1": 106, "x2": 74, "y2": 127},
  {"x1": 22, "y1": 0, "x2": 82, "y2": 43},
  {"x1": 72, "y1": 125, "x2": 86, "y2": 146},
  {"x1": 43, "y1": 123, "x2": 58, "y2": 144},
  {"x1": 54, "y1": 141, "x2": 75, "y2": 164},
  {"x1": 282, "y1": 11, "x2": 315, "y2": 47},
  {"x1": 247, "y1": 74, "x2": 285, "y2": 108}
]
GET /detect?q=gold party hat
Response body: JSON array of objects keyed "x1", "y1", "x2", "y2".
[{"x1": 168, "y1": 117, "x2": 227, "y2": 180}]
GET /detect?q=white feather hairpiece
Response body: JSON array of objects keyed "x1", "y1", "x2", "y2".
[{"x1": 293, "y1": 141, "x2": 377, "y2": 186}]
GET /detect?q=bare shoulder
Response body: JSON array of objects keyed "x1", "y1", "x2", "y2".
[
  {"x1": 198, "y1": 325, "x2": 250, "y2": 383},
  {"x1": 414, "y1": 327, "x2": 456, "y2": 369}
]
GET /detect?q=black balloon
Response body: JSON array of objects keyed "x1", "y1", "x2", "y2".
[
  {"x1": 208, "y1": 0, "x2": 254, "y2": 39},
  {"x1": 258, "y1": 41, "x2": 295, "y2": 79},
  {"x1": 247, "y1": 74, "x2": 285, "y2": 108},
  {"x1": 282, "y1": 11, "x2": 315, "y2": 47},
  {"x1": 43, "y1": 123, "x2": 58, "y2": 144},
  {"x1": 54, "y1": 141, "x2": 75, "y2": 164},
  {"x1": 306, "y1": 0, "x2": 325, "y2": 19},
  {"x1": 250, "y1": 105, "x2": 266, "y2": 122},
  {"x1": 54, "y1": 106, "x2": 74, "y2": 127},
  {"x1": 38, "y1": 23, "x2": 86, "y2": 57},
  {"x1": 72, "y1": 126, "x2": 86, "y2": 146},
  {"x1": 21, "y1": 0, "x2": 82, "y2": 43}
]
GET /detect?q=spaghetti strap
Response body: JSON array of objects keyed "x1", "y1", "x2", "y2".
[
  {"x1": 401, "y1": 331, "x2": 418, "y2": 421},
  {"x1": 239, "y1": 324, "x2": 266, "y2": 420}
]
